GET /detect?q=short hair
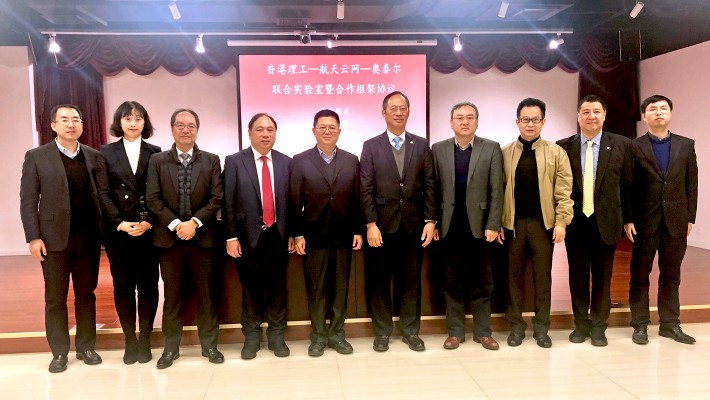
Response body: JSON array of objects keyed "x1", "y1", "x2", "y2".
[
  {"x1": 170, "y1": 108, "x2": 200, "y2": 129},
  {"x1": 640, "y1": 95, "x2": 673, "y2": 113},
  {"x1": 577, "y1": 95, "x2": 607, "y2": 112},
  {"x1": 450, "y1": 102, "x2": 479, "y2": 120},
  {"x1": 50, "y1": 104, "x2": 82, "y2": 121},
  {"x1": 248, "y1": 113, "x2": 277, "y2": 131},
  {"x1": 313, "y1": 109, "x2": 340, "y2": 127},
  {"x1": 516, "y1": 98, "x2": 546, "y2": 119},
  {"x1": 109, "y1": 101, "x2": 155, "y2": 139},
  {"x1": 382, "y1": 91, "x2": 410, "y2": 111}
]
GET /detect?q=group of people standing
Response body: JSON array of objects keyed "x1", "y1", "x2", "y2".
[{"x1": 19, "y1": 91, "x2": 697, "y2": 375}]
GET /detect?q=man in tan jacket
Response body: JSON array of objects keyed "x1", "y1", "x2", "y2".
[{"x1": 497, "y1": 98, "x2": 573, "y2": 348}]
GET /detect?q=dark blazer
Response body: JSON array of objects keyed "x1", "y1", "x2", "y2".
[
  {"x1": 20, "y1": 142, "x2": 104, "y2": 251},
  {"x1": 360, "y1": 132, "x2": 436, "y2": 234},
  {"x1": 289, "y1": 146, "x2": 361, "y2": 248},
  {"x1": 146, "y1": 143, "x2": 223, "y2": 249},
  {"x1": 223, "y1": 147, "x2": 291, "y2": 253},
  {"x1": 557, "y1": 131, "x2": 632, "y2": 245},
  {"x1": 98, "y1": 139, "x2": 161, "y2": 229},
  {"x1": 626, "y1": 132, "x2": 698, "y2": 238},
  {"x1": 431, "y1": 136, "x2": 504, "y2": 239}
]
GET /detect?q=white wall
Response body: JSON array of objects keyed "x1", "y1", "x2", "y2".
[
  {"x1": 0, "y1": 47, "x2": 35, "y2": 255},
  {"x1": 639, "y1": 40, "x2": 710, "y2": 249}
]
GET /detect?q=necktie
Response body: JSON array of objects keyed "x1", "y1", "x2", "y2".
[
  {"x1": 180, "y1": 153, "x2": 190, "y2": 167},
  {"x1": 583, "y1": 140, "x2": 594, "y2": 217},
  {"x1": 260, "y1": 156, "x2": 275, "y2": 227},
  {"x1": 393, "y1": 136, "x2": 402, "y2": 150}
]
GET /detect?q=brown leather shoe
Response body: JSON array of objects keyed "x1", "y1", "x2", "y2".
[
  {"x1": 474, "y1": 336, "x2": 500, "y2": 351},
  {"x1": 443, "y1": 336, "x2": 464, "y2": 350}
]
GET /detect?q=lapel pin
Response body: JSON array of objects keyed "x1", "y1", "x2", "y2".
[
  {"x1": 607, "y1": 146, "x2": 610, "y2": 149},
  {"x1": 410, "y1": 140, "x2": 414, "y2": 144}
]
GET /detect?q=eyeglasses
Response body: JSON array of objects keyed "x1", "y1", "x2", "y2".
[
  {"x1": 518, "y1": 117, "x2": 543, "y2": 125},
  {"x1": 315, "y1": 125, "x2": 339, "y2": 132},
  {"x1": 453, "y1": 116, "x2": 477, "y2": 123},
  {"x1": 173, "y1": 123, "x2": 197, "y2": 131},
  {"x1": 54, "y1": 118, "x2": 82, "y2": 125}
]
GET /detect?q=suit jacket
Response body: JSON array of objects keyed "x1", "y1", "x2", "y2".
[
  {"x1": 626, "y1": 132, "x2": 698, "y2": 238},
  {"x1": 20, "y1": 141, "x2": 104, "y2": 251},
  {"x1": 360, "y1": 132, "x2": 436, "y2": 234},
  {"x1": 557, "y1": 131, "x2": 632, "y2": 245},
  {"x1": 289, "y1": 146, "x2": 361, "y2": 248},
  {"x1": 98, "y1": 139, "x2": 161, "y2": 230},
  {"x1": 146, "y1": 143, "x2": 223, "y2": 249},
  {"x1": 224, "y1": 147, "x2": 291, "y2": 253},
  {"x1": 431, "y1": 136, "x2": 504, "y2": 239}
]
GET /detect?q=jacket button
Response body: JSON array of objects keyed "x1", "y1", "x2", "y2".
[
  {"x1": 124, "y1": 195, "x2": 129, "y2": 199},
  {"x1": 400, "y1": 199, "x2": 404, "y2": 203},
  {"x1": 400, "y1": 183, "x2": 404, "y2": 187}
]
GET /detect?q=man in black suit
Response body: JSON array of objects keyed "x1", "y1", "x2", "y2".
[
  {"x1": 20, "y1": 104, "x2": 104, "y2": 373},
  {"x1": 431, "y1": 102, "x2": 503, "y2": 351},
  {"x1": 224, "y1": 113, "x2": 293, "y2": 359},
  {"x1": 146, "y1": 108, "x2": 224, "y2": 368},
  {"x1": 360, "y1": 91, "x2": 437, "y2": 352},
  {"x1": 625, "y1": 95, "x2": 698, "y2": 345},
  {"x1": 290, "y1": 109, "x2": 362, "y2": 357},
  {"x1": 557, "y1": 95, "x2": 632, "y2": 347}
]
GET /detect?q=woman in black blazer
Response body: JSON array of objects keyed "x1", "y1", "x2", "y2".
[{"x1": 98, "y1": 101, "x2": 161, "y2": 364}]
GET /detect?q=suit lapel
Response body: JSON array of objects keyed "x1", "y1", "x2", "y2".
[
  {"x1": 167, "y1": 145, "x2": 179, "y2": 195},
  {"x1": 46, "y1": 143, "x2": 69, "y2": 190},
  {"x1": 638, "y1": 134, "x2": 663, "y2": 178},
  {"x1": 467, "y1": 137, "x2": 483, "y2": 184},
  {"x1": 242, "y1": 147, "x2": 262, "y2": 203},
  {"x1": 134, "y1": 141, "x2": 152, "y2": 186},
  {"x1": 190, "y1": 146, "x2": 203, "y2": 185},
  {"x1": 401, "y1": 132, "x2": 415, "y2": 180},
  {"x1": 666, "y1": 132, "x2": 681, "y2": 178},
  {"x1": 378, "y1": 133, "x2": 400, "y2": 178},
  {"x1": 442, "y1": 138, "x2": 455, "y2": 191},
  {"x1": 595, "y1": 132, "x2": 611, "y2": 192},
  {"x1": 307, "y1": 147, "x2": 332, "y2": 188},
  {"x1": 568, "y1": 135, "x2": 583, "y2": 193},
  {"x1": 114, "y1": 140, "x2": 139, "y2": 191}
]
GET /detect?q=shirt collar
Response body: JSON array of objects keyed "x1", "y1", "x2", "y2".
[
  {"x1": 122, "y1": 137, "x2": 142, "y2": 149},
  {"x1": 648, "y1": 132, "x2": 671, "y2": 143},
  {"x1": 252, "y1": 146, "x2": 272, "y2": 161},
  {"x1": 387, "y1": 130, "x2": 405, "y2": 145},
  {"x1": 455, "y1": 136, "x2": 473, "y2": 150},
  {"x1": 317, "y1": 146, "x2": 337, "y2": 160},
  {"x1": 175, "y1": 147, "x2": 193, "y2": 159},
  {"x1": 580, "y1": 131, "x2": 602, "y2": 147},
  {"x1": 55, "y1": 139, "x2": 80, "y2": 158}
]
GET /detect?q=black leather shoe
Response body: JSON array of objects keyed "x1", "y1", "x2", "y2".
[
  {"x1": 328, "y1": 340, "x2": 354, "y2": 355},
  {"x1": 591, "y1": 333, "x2": 608, "y2": 347},
  {"x1": 123, "y1": 340, "x2": 138, "y2": 365},
  {"x1": 308, "y1": 342, "x2": 326, "y2": 357},
  {"x1": 76, "y1": 349, "x2": 102, "y2": 365},
  {"x1": 156, "y1": 351, "x2": 180, "y2": 369},
  {"x1": 507, "y1": 332, "x2": 525, "y2": 347},
  {"x1": 268, "y1": 340, "x2": 290, "y2": 357},
  {"x1": 632, "y1": 326, "x2": 648, "y2": 345},
  {"x1": 533, "y1": 333, "x2": 552, "y2": 348},
  {"x1": 569, "y1": 328, "x2": 590, "y2": 344},
  {"x1": 202, "y1": 347, "x2": 225, "y2": 363},
  {"x1": 659, "y1": 326, "x2": 696, "y2": 344},
  {"x1": 241, "y1": 340, "x2": 260, "y2": 360},
  {"x1": 136, "y1": 337, "x2": 152, "y2": 364},
  {"x1": 373, "y1": 335, "x2": 389, "y2": 352},
  {"x1": 402, "y1": 335, "x2": 425, "y2": 351},
  {"x1": 48, "y1": 354, "x2": 68, "y2": 373}
]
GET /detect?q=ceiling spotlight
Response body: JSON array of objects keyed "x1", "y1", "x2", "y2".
[
  {"x1": 327, "y1": 39, "x2": 333, "y2": 48},
  {"x1": 453, "y1": 34, "x2": 462, "y2": 52},
  {"x1": 337, "y1": 0, "x2": 345, "y2": 20},
  {"x1": 629, "y1": 1, "x2": 644, "y2": 18},
  {"x1": 169, "y1": 1, "x2": 181, "y2": 20},
  {"x1": 299, "y1": 31, "x2": 311, "y2": 44},
  {"x1": 48, "y1": 34, "x2": 60, "y2": 53},
  {"x1": 498, "y1": 1, "x2": 509, "y2": 19},
  {"x1": 196, "y1": 35, "x2": 205, "y2": 53},
  {"x1": 549, "y1": 33, "x2": 564, "y2": 49}
]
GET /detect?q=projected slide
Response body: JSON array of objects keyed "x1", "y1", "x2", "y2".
[{"x1": 238, "y1": 54, "x2": 427, "y2": 157}]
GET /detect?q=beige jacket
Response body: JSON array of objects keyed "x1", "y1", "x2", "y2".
[{"x1": 501, "y1": 137, "x2": 573, "y2": 231}]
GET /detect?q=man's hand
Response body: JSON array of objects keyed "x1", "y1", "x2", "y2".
[
  {"x1": 226, "y1": 240, "x2": 242, "y2": 258},
  {"x1": 288, "y1": 237, "x2": 296, "y2": 253},
  {"x1": 552, "y1": 225, "x2": 566, "y2": 243},
  {"x1": 352, "y1": 235, "x2": 363, "y2": 250},
  {"x1": 421, "y1": 222, "x2": 436, "y2": 248},
  {"x1": 121, "y1": 221, "x2": 152, "y2": 237},
  {"x1": 29, "y1": 239, "x2": 46, "y2": 261},
  {"x1": 295, "y1": 237, "x2": 306, "y2": 255},
  {"x1": 175, "y1": 220, "x2": 197, "y2": 240},
  {"x1": 496, "y1": 228, "x2": 505, "y2": 245},
  {"x1": 484, "y1": 229, "x2": 498, "y2": 243},
  {"x1": 366, "y1": 223, "x2": 383, "y2": 247},
  {"x1": 688, "y1": 223, "x2": 694, "y2": 237},
  {"x1": 433, "y1": 229, "x2": 440, "y2": 241},
  {"x1": 624, "y1": 223, "x2": 636, "y2": 243}
]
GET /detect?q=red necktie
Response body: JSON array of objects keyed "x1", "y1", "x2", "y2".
[{"x1": 260, "y1": 156, "x2": 275, "y2": 227}]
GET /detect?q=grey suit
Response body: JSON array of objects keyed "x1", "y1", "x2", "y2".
[{"x1": 432, "y1": 136, "x2": 503, "y2": 338}]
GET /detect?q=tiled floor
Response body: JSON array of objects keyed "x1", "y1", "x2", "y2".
[{"x1": 2, "y1": 323, "x2": 710, "y2": 400}]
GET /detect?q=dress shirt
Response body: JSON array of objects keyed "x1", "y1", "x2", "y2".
[
  {"x1": 123, "y1": 137, "x2": 142, "y2": 174},
  {"x1": 386, "y1": 130, "x2": 406, "y2": 149},
  {"x1": 455, "y1": 137, "x2": 473, "y2": 150},
  {"x1": 55, "y1": 139, "x2": 80, "y2": 159},
  {"x1": 317, "y1": 146, "x2": 337, "y2": 164},
  {"x1": 580, "y1": 131, "x2": 601, "y2": 185}
]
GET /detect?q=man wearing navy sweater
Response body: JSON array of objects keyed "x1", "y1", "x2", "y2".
[{"x1": 625, "y1": 95, "x2": 698, "y2": 345}]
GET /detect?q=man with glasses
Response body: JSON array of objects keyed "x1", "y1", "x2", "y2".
[
  {"x1": 146, "y1": 108, "x2": 224, "y2": 368},
  {"x1": 289, "y1": 109, "x2": 362, "y2": 357},
  {"x1": 497, "y1": 98, "x2": 573, "y2": 348},
  {"x1": 20, "y1": 104, "x2": 105, "y2": 373}
]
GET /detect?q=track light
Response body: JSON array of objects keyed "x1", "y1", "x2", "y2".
[
  {"x1": 168, "y1": 1, "x2": 181, "y2": 20},
  {"x1": 549, "y1": 33, "x2": 564, "y2": 49},
  {"x1": 48, "y1": 34, "x2": 60, "y2": 53},
  {"x1": 195, "y1": 35, "x2": 205, "y2": 53},
  {"x1": 337, "y1": 0, "x2": 345, "y2": 20},
  {"x1": 498, "y1": 1, "x2": 509, "y2": 19},
  {"x1": 453, "y1": 34, "x2": 462, "y2": 52},
  {"x1": 327, "y1": 39, "x2": 333, "y2": 48},
  {"x1": 300, "y1": 31, "x2": 311, "y2": 44},
  {"x1": 629, "y1": 1, "x2": 644, "y2": 18}
]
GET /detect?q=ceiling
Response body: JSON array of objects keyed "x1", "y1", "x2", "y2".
[{"x1": 2, "y1": 0, "x2": 710, "y2": 58}]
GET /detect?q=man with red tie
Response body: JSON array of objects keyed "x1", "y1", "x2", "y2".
[{"x1": 224, "y1": 113, "x2": 294, "y2": 359}]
